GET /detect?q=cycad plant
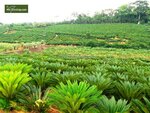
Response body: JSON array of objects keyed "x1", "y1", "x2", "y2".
[
  {"x1": 30, "y1": 71, "x2": 53, "y2": 90},
  {"x1": 84, "y1": 74, "x2": 112, "y2": 91},
  {"x1": 48, "y1": 81, "x2": 101, "y2": 113},
  {"x1": 18, "y1": 85, "x2": 50, "y2": 113},
  {"x1": 96, "y1": 96, "x2": 130, "y2": 113},
  {"x1": 0, "y1": 71, "x2": 31, "y2": 100},
  {"x1": 51, "y1": 71, "x2": 84, "y2": 86},
  {"x1": 0, "y1": 98, "x2": 9, "y2": 110},
  {"x1": 115, "y1": 81, "x2": 144, "y2": 101},
  {"x1": 0, "y1": 63, "x2": 32, "y2": 101},
  {"x1": 0, "y1": 63, "x2": 32, "y2": 73},
  {"x1": 132, "y1": 97, "x2": 150, "y2": 113}
]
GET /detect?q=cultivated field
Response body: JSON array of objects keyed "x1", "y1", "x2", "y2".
[
  {"x1": 0, "y1": 23, "x2": 150, "y2": 113},
  {"x1": 0, "y1": 23, "x2": 150, "y2": 49}
]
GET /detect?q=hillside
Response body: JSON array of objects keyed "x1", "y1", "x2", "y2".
[{"x1": 0, "y1": 23, "x2": 150, "y2": 49}]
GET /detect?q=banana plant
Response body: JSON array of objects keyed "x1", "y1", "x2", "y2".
[
  {"x1": 48, "y1": 81, "x2": 101, "y2": 113},
  {"x1": 96, "y1": 96, "x2": 130, "y2": 113}
]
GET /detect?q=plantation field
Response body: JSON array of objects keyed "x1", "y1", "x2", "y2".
[
  {"x1": 0, "y1": 45, "x2": 150, "y2": 112},
  {"x1": 0, "y1": 23, "x2": 150, "y2": 49},
  {"x1": 0, "y1": 23, "x2": 150, "y2": 113}
]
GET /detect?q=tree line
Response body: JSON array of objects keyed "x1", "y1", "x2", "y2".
[{"x1": 62, "y1": 0, "x2": 150, "y2": 24}]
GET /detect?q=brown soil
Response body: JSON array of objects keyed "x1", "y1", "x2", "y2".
[
  {"x1": 0, "y1": 110, "x2": 29, "y2": 113},
  {"x1": 0, "y1": 107, "x2": 60, "y2": 113},
  {"x1": 48, "y1": 108, "x2": 60, "y2": 113},
  {"x1": 1, "y1": 44, "x2": 50, "y2": 54},
  {"x1": 28, "y1": 45, "x2": 48, "y2": 52},
  {"x1": 1, "y1": 44, "x2": 78, "y2": 55}
]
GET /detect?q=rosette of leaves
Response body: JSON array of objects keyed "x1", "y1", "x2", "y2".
[
  {"x1": 96, "y1": 96, "x2": 130, "y2": 113},
  {"x1": 115, "y1": 81, "x2": 144, "y2": 101},
  {"x1": 132, "y1": 97, "x2": 150, "y2": 113},
  {"x1": 18, "y1": 85, "x2": 50, "y2": 113},
  {"x1": 48, "y1": 81, "x2": 101, "y2": 113},
  {"x1": 0, "y1": 71, "x2": 31, "y2": 100},
  {"x1": 0, "y1": 63, "x2": 32, "y2": 74},
  {"x1": 84, "y1": 74, "x2": 112, "y2": 91},
  {"x1": 30, "y1": 71, "x2": 53, "y2": 90}
]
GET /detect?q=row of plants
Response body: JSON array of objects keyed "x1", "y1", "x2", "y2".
[
  {"x1": 0, "y1": 46, "x2": 150, "y2": 112},
  {"x1": 0, "y1": 63, "x2": 150, "y2": 113},
  {"x1": 1, "y1": 23, "x2": 150, "y2": 49}
]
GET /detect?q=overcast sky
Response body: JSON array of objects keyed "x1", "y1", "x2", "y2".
[{"x1": 0, "y1": 0, "x2": 149, "y2": 24}]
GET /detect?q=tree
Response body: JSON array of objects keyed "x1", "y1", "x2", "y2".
[
  {"x1": 75, "y1": 14, "x2": 92, "y2": 24},
  {"x1": 116, "y1": 4, "x2": 137, "y2": 23},
  {"x1": 133, "y1": 0, "x2": 149, "y2": 24}
]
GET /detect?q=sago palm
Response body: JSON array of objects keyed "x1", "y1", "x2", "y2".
[
  {"x1": 115, "y1": 81, "x2": 144, "y2": 101},
  {"x1": 132, "y1": 97, "x2": 150, "y2": 113},
  {"x1": 0, "y1": 71, "x2": 31, "y2": 100},
  {"x1": 96, "y1": 96, "x2": 130, "y2": 113},
  {"x1": 48, "y1": 81, "x2": 101, "y2": 113}
]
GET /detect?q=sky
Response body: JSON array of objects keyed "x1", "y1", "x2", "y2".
[{"x1": 0, "y1": 0, "x2": 149, "y2": 24}]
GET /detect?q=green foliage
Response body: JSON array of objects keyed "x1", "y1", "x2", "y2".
[
  {"x1": 1, "y1": 23, "x2": 150, "y2": 49},
  {"x1": 96, "y1": 96, "x2": 130, "y2": 113},
  {"x1": 0, "y1": 63, "x2": 32, "y2": 73},
  {"x1": 18, "y1": 86, "x2": 50, "y2": 113},
  {"x1": 84, "y1": 74, "x2": 112, "y2": 91},
  {"x1": 0, "y1": 71, "x2": 31, "y2": 100},
  {"x1": 52, "y1": 71, "x2": 83, "y2": 84},
  {"x1": 132, "y1": 97, "x2": 150, "y2": 113},
  {"x1": 30, "y1": 71, "x2": 53, "y2": 90},
  {"x1": 0, "y1": 98, "x2": 9, "y2": 110},
  {"x1": 115, "y1": 81, "x2": 144, "y2": 101},
  {"x1": 48, "y1": 81, "x2": 101, "y2": 113},
  {"x1": 0, "y1": 45, "x2": 150, "y2": 112}
]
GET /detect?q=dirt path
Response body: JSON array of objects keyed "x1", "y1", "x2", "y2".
[{"x1": 0, "y1": 44, "x2": 77, "y2": 54}]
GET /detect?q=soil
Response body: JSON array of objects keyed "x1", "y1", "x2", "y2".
[
  {"x1": 48, "y1": 108, "x2": 60, "y2": 113},
  {"x1": 1, "y1": 44, "x2": 50, "y2": 54},
  {"x1": 0, "y1": 107, "x2": 60, "y2": 113},
  {"x1": 0, "y1": 110, "x2": 28, "y2": 113},
  {"x1": 1, "y1": 44, "x2": 77, "y2": 54}
]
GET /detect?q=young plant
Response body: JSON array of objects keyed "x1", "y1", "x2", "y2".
[
  {"x1": 0, "y1": 71, "x2": 31, "y2": 100},
  {"x1": 30, "y1": 71, "x2": 53, "y2": 90},
  {"x1": 96, "y1": 96, "x2": 130, "y2": 113},
  {"x1": 48, "y1": 81, "x2": 101, "y2": 113},
  {"x1": 84, "y1": 74, "x2": 112, "y2": 91},
  {"x1": 115, "y1": 81, "x2": 144, "y2": 101},
  {"x1": 132, "y1": 97, "x2": 150, "y2": 113},
  {"x1": 0, "y1": 98, "x2": 9, "y2": 110},
  {"x1": 18, "y1": 85, "x2": 50, "y2": 113},
  {"x1": 0, "y1": 63, "x2": 32, "y2": 73}
]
